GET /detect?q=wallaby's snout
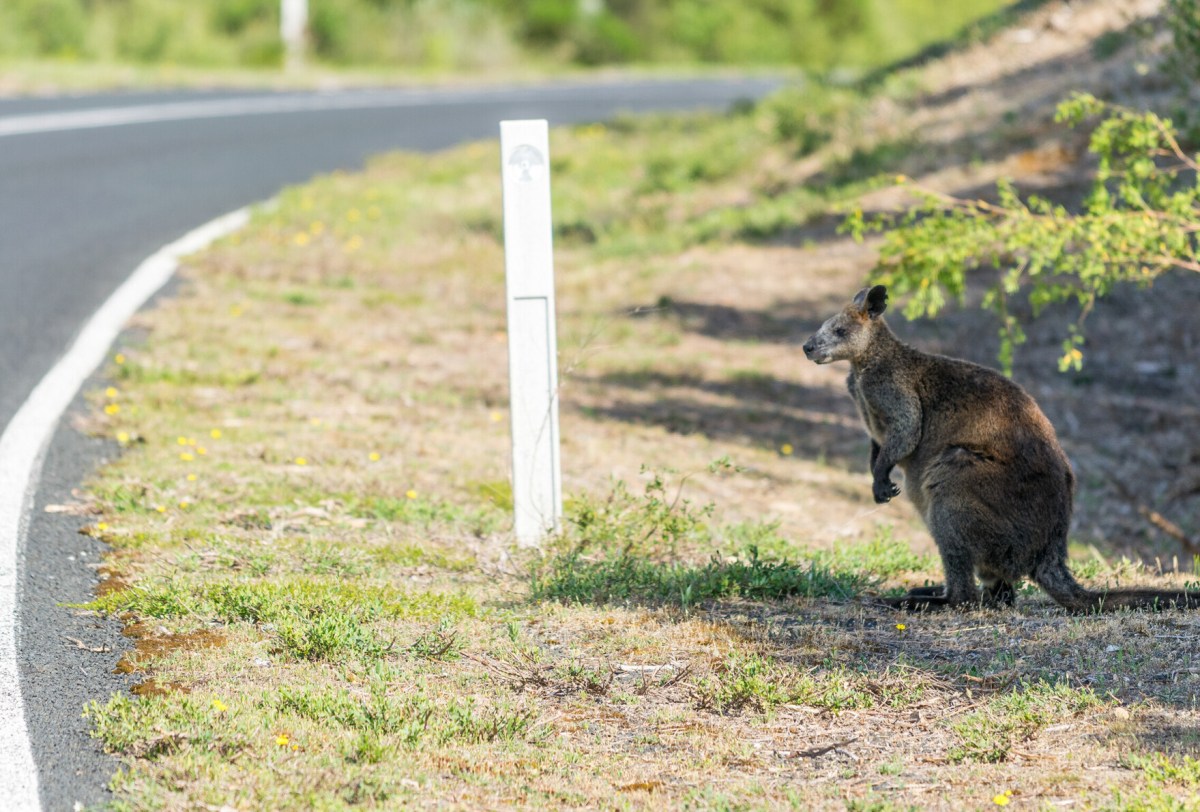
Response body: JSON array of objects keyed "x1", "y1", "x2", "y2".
[{"x1": 801, "y1": 332, "x2": 832, "y2": 364}]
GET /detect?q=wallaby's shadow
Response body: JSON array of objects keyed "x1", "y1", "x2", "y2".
[{"x1": 577, "y1": 366, "x2": 867, "y2": 472}]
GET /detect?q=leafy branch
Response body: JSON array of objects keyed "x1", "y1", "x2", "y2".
[{"x1": 844, "y1": 92, "x2": 1200, "y2": 373}]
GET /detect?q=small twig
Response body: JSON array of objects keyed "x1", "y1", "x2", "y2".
[
  {"x1": 939, "y1": 700, "x2": 989, "y2": 720},
  {"x1": 784, "y1": 737, "x2": 858, "y2": 759},
  {"x1": 658, "y1": 663, "x2": 693, "y2": 689},
  {"x1": 1104, "y1": 472, "x2": 1200, "y2": 557},
  {"x1": 1147, "y1": 668, "x2": 1200, "y2": 681},
  {"x1": 64, "y1": 636, "x2": 111, "y2": 654},
  {"x1": 1138, "y1": 506, "x2": 1200, "y2": 556}
]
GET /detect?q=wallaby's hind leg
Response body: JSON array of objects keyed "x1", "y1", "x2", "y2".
[
  {"x1": 883, "y1": 580, "x2": 1014, "y2": 611},
  {"x1": 885, "y1": 507, "x2": 982, "y2": 611}
]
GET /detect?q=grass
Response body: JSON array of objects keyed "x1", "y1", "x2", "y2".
[
  {"x1": 72, "y1": 20, "x2": 1200, "y2": 809},
  {"x1": 948, "y1": 681, "x2": 1109, "y2": 764}
]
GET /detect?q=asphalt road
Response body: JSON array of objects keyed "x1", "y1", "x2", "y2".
[{"x1": 0, "y1": 76, "x2": 781, "y2": 810}]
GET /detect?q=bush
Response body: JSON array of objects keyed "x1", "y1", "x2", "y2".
[
  {"x1": 848, "y1": 94, "x2": 1200, "y2": 373},
  {"x1": 0, "y1": 0, "x2": 1016, "y2": 72},
  {"x1": 12, "y1": 0, "x2": 87, "y2": 57}
]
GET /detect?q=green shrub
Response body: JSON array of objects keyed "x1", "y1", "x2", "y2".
[
  {"x1": 13, "y1": 0, "x2": 87, "y2": 57},
  {"x1": 849, "y1": 94, "x2": 1200, "y2": 373}
]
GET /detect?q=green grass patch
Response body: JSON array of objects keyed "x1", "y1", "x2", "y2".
[
  {"x1": 949, "y1": 681, "x2": 1108, "y2": 763},
  {"x1": 87, "y1": 577, "x2": 477, "y2": 628},
  {"x1": 532, "y1": 548, "x2": 873, "y2": 609},
  {"x1": 1124, "y1": 753, "x2": 1200, "y2": 788},
  {"x1": 692, "y1": 652, "x2": 877, "y2": 715}
]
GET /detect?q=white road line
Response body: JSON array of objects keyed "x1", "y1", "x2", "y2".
[
  {"x1": 0, "y1": 206, "x2": 251, "y2": 809},
  {"x1": 0, "y1": 81, "x2": 753, "y2": 139}
]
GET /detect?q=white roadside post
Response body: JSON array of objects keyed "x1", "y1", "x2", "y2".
[
  {"x1": 280, "y1": 0, "x2": 308, "y2": 69},
  {"x1": 500, "y1": 120, "x2": 563, "y2": 547}
]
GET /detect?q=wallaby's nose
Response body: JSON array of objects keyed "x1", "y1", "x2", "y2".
[{"x1": 802, "y1": 340, "x2": 815, "y2": 358}]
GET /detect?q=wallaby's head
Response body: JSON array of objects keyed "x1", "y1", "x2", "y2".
[{"x1": 802, "y1": 285, "x2": 888, "y2": 365}]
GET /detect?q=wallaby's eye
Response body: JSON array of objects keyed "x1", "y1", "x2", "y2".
[{"x1": 834, "y1": 327, "x2": 848, "y2": 338}]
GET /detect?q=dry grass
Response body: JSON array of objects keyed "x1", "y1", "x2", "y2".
[{"x1": 76, "y1": 1, "x2": 1200, "y2": 808}]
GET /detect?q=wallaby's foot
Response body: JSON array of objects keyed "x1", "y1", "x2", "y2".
[
  {"x1": 879, "y1": 587, "x2": 953, "y2": 612},
  {"x1": 878, "y1": 583, "x2": 1002, "y2": 612}
]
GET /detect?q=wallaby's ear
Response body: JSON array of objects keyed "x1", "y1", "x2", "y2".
[
  {"x1": 864, "y1": 285, "x2": 888, "y2": 319},
  {"x1": 851, "y1": 287, "x2": 870, "y2": 309}
]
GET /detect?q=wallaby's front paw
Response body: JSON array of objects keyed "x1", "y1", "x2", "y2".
[{"x1": 873, "y1": 479, "x2": 900, "y2": 504}]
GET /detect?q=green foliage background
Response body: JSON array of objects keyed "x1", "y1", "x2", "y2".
[
  {"x1": 0, "y1": 0, "x2": 1009, "y2": 71},
  {"x1": 853, "y1": 0, "x2": 1200, "y2": 375}
]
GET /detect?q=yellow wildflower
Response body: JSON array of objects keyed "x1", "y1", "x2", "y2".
[
  {"x1": 187, "y1": 474, "x2": 197, "y2": 482},
  {"x1": 406, "y1": 489, "x2": 418, "y2": 500},
  {"x1": 96, "y1": 522, "x2": 108, "y2": 532},
  {"x1": 993, "y1": 790, "x2": 1013, "y2": 806},
  {"x1": 210, "y1": 429, "x2": 222, "y2": 440},
  {"x1": 369, "y1": 452, "x2": 381, "y2": 462},
  {"x1": 276, "y1": 734, "x2": 289, "y2": 747},
  {"x1": 211, "y1": 699, "x2": 228, "y2": 713},
  {"x1": 293, "y1": 232, "x2": 310, "y2": 247},
  {"x1": 114, "y1": 353, "x2": 126, "y2": 365},
  {"x1": 895, "y1": 623, "x2": 906, "y2": 632},
  {"x1": 180, "y1": 452, "x2": 194, "y2": 462},
  {"x1": 105, "y1": 387, "x2": 118, "y2": 399},
  {"x1": 295, "y1": 457, "x2": 307, "y2": 466},
  {"x1": 104, "y1": 404, "x2": 120, "y2": 415},
  {"x1": 116, "y1": 432, "x2": 130, "y2": 444},
  {"x1": 780, "y1": 443, "x2": 794, "y2": 456}
]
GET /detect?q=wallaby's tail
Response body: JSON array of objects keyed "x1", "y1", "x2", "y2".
[{"x1": 1033, "y1": 558, "x2": 1200, "y2": 613}]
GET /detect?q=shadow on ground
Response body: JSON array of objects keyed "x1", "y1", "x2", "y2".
[{"x1": 577, "y1": 367, "x2": 867, "y2": 472}]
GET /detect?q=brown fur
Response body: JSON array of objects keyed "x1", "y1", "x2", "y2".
[{"x1": 803, "y1": 285, "x2": 1200, "y2": 613}]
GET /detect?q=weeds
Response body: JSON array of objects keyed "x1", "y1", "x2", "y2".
[
  {"x1": 1124, "y1": 752, "x2": 1200, "y2": 788},
  {"x1": 276, "y1": 685, "x2": 433, "y2": 744},
  {"x1": 690, "y1": 651, "x2": 798, "y2": 714},
  {"x1": 407, "y1": 622, "x2": 463, "y2": 662},
  {"x1": 533, "y1": 548, "x2": 873, "y2": 609},
  {"x1": 949, "y1": 681, "x2": 1108, "y2": 763},
  {"x1": 690, "y1": 651, "x2": 893, "y2": 715},
  {"x1": 532, "y1": 464, "x2": 892, "y2": 608}
]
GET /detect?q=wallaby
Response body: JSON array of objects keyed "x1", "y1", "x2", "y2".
[{"x1": 802, "y1": 285, "x2": 1200, "y2": 612}]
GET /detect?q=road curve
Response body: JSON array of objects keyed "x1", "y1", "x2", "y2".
[{"x1": 0, "y1": 77, "x2": 782, "y2": 809}]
